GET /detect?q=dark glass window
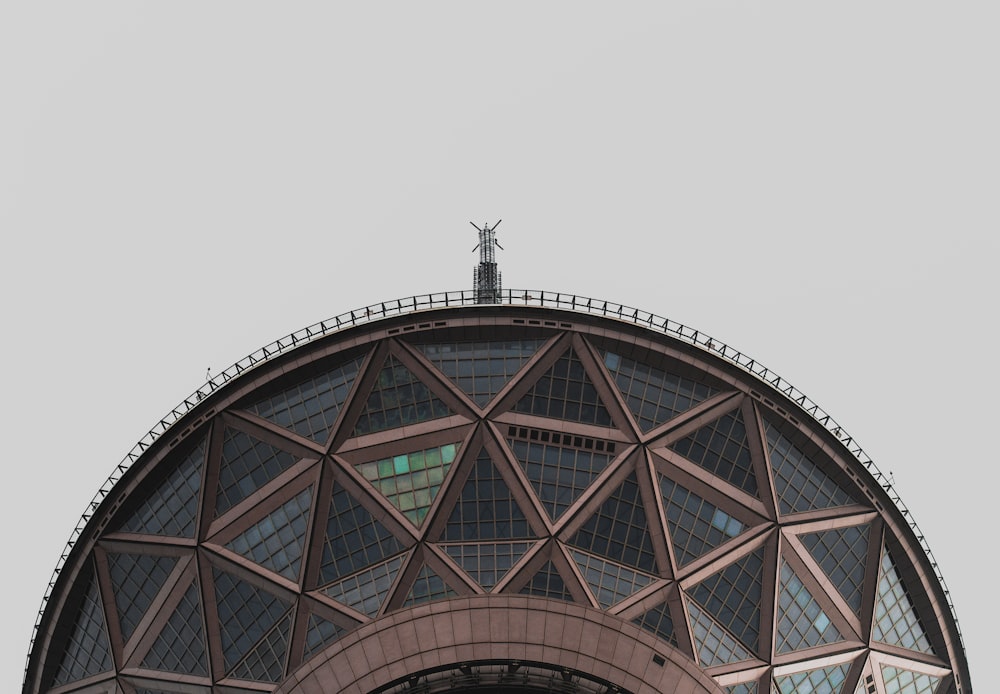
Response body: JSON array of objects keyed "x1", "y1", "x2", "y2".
[
  {"x1": 213, "y1": 569, "x2": 292, "y2": 673},
  {"x1": 418, "y1": 339, "x2": 545, "y2": 407},
  {"x1": 119, "y1": 440, "x2": 203, "y2": 537},
  {"x1": 689, "y1": 549, "x2": 763, "y2": 652},
  {"x1": 569, "y1": 473, "x2": 658, "y2": 573},
  {"x1": 108, "y1": 552, "x2": 178, "y2": 642},
  {"x1": 226, "y1": 487, "x2": 313, "y2": 581},
  {"x1": 602, "y1": 351, "x2": 716, "y2": 432},
  {"x1": 872, "y1": 545, "x2": 934, "y2": 654},
  {"x1": 514, "y1": 347, "x2": 612, "y2": 426},
  {"x1": 776, "y1": 561, "x2": 842, "y2": 653},
  {"x1": 352, "y1": 355, "x2": 452, "y2": 436},
  {"x1": 880, "y1": 666, "x2": 941, "y2": 694},
  {"x1": 765, "y1": 422, "x2": 854, "y2": 515},
  {"x1": 402, "y1": 565, "x2": 457, "y2": 606},
  {"x1": 507, "y1": 436, "x2": 613, "y2": 520},
  {"x1": 303, "y1": 612, "x2": 348, "y2": 658},
  {"x1": 570, "y1": 549, "x2": 654, "y2": 608},
  {"x1": 801, "y1": 524, "x2": 870, "y2": 616},
  {"x1": 660, "y1": 476, "x2": 746, "y2": 566},
  {"x1": 228, "y1": 612, "x2": 291, "y2": 682},
  {"x1": 519, "y1": 561, "x2": 573, "y2": 602},
  {"x1": 216, "y1": 429, "x2": 298, "y2": 516},
  {"x1": 444, "y1": 542, "x2": 534, "y2": 589},
  {"x1": 52, "y1": 576, "x2": 113, "y2": 686},
  {"x1": 141, "y1": 582, "x2": 208, "y2": 676},
  {"x1": 774, "y1": 664, "x2": 850, "y2": 694},
  {"x1": 442, "y1": 448, "x2": 533, "y2": 540},
  {"x1": 323, "y1": 553, "x2": 407, "y2": 617},
  {"x1": 686, "y1": 599, "x2": 752, "y2": 667},
  {"x1": 318, "y1": 484, "x2": 405, "y2": 585},
  {"x1": 633, "y1": 600, "x2": 678, "y2": 646},
  {"x1": 248, "y1": 356, "x2": 363, "y2": 443},
  {"x1": 670, "y1": 409, "x2": 757, "y2": 496}
]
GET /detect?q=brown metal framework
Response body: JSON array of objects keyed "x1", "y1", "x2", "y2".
[{"x1": 23, "y1": 304, "x2": 970, "y2": 694}]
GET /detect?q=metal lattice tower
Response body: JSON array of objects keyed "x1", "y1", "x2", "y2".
[{"x1": 471, "y1": 220, "x2": 503, "y2": 304}]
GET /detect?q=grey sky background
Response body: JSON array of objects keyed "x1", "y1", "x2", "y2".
[{"x1": 1, "y1": 4, "x2": 995, "y2": 692}]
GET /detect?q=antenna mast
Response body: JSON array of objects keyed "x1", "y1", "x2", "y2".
[{"x1": 471, "y1": 220, "x2": 503, "y2": 304}]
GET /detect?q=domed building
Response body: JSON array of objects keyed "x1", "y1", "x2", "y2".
[{"x1": 23, "y1": 235, "x2": 970, "y2": 694}]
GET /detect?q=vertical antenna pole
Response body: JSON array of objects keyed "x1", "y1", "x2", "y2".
[{"x1": 471, "y1": 220, "x2": 503, "y2": 304}]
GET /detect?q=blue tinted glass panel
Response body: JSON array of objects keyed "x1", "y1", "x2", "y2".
[
  {"x1": 765, "y1": 422, "x2": 854, "y2": 515},
  {"x1": 52, "y1": 575, "x2": 113, "y2": 686},
  {"x1": 690, "y1": 549, "x2": 763, "y2": 652},
  {"x1": 660, "y1": 476, "x2": 746, "y2": 566},
  {"x1": 213, "y1": 568, "x2": 292, "y2": 672},
  {"x1": 801, "y1": 524, "x2": 870, "y2": 616}
]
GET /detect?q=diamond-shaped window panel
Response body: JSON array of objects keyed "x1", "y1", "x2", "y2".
[
  {"x1": 225, "y1": 487, "x2": 313, "y2": 581},
  {"x1": 514, "y1": 347, "x2": 613, "y2": 426},
  {"x1": 873, "y1": 544, "x2": 934, "y2": 655},
  {"x1": 417, "y1": 339, "x2": 546, "y2": 407},
  {"x1": 603, "y1": 351, "x2": 717, "y2": 432},
  {"x1": 801, "y1": 524, "x2": 870, "y2": 616},
  {"x1": 519, "y1": 560, "x2": 574, "y2": 602},
  {"x1": 52, "y1": 574, "x2": 113, "y2": 687},
  {"x1": 216, "y1": 429, "x2": 299, "y2": 516},
  {"x1": 228, "y1": 612, "x2": 291, "y2": 683},
  {"x1": 881, "y1": 665, "x2": 942, "y2": 694},
  {"x1": 569, "y1": 472, "x2": 658, "y2": 573},
  {"x1": 507, "y1": 436, "x2": 613, "y2": 521},
  {"x1": 660, "y1": 476, "x2": 748, "y2": 567},
  {"x1": 108, "y1": 552, "x2": 178, "y2": 643},
  {"x1": 442, "y1": 448, "x2": 534, "y2": 541},
  {"x1": 213, "y1": 569, "x2": 293, "y2": 673},
  {"x1": 774, "y1": 664, "x2": 850, "y2": 694},
  {"x1": 444, "y1": 542, "x2": 534, "y2": 590},
  {"x1": 248, "y1": 356, "x2": 363, "y2": 443},
  {"x1": 402, "y1": 564, "x2": 458, "y2": 607},
  {"x1": 358, "y1": 442, "x2": 461, "y2": 526},
  {"x1": 323, "y1": 553, "x2": 407, "y2": 617},
  {"x1": 764, "y1": 422, "x2": 855, "y2": 515},
  {"x1": 352, "y1": 355, "x2": 452, "y2": 436},
  {"x1": 776, "y1": 560, "x2": 843, "y2": 653},
  {"x1": 689, "y1": 548, "x2": 764, "y2": 652},
  {"x1": 118, "y1": 440, "x2": 204, "y2": 537},
  {"x1": 141, "y1": 582, "x2": 208, "y2": 677},
  {"x1": 318, "y1": 485, "x2": 405, "y2": 586},
  {"x1": 669, "y1": 408, "x2": 757, "y2": 496},
  {"x1": 686, "y1": 599, "x2": 753, "y2": 668},
  {"x1": 633, "y1": 600, "x2": 678, "y2": 646},
  {"x1": 571, "y1": 549, "x2": 655, "y2": 609},
  {"x1": 303, "y1": 612, "x2": 349, "y2": 659}
]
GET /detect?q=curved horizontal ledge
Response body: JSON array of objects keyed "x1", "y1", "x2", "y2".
[{"x1": 277, "y1": 595, "x2": 721, "y2": 694}]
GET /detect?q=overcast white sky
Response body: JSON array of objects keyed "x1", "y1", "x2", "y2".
[{"x1": 1, "y1": 4, "x2": 995, "y2": 692}]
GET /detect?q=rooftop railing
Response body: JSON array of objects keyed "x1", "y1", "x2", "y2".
[{"x1": 25, "y1": 289, "x2": 965, "y2": 682}]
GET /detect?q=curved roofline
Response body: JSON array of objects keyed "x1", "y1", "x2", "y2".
[{"x1": 24, "y1": 288, "x2": 965, "y2": 682}]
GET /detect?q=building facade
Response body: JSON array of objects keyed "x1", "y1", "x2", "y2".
[{"x1": 23, "y1": 292, "x2": 970, "y2": 694}]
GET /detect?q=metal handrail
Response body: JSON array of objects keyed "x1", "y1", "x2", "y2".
[{"x1": 24, "y1": 289, "x2": 965, "y2": 683}]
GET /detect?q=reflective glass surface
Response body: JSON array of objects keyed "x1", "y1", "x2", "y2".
[
  {"x1": 445, "y1": 542, "x2": 534, "y2": 589},
  {"x1": 323, "y1": 553, "x2": 406, "y2": 617},
  {"x1": 690, "y1": 549, "x2": 764, "y2": 652},
  {"x1": 229, "y1": 612, "x2": 290, "y2": 682},
  {"x1": 108, "y1": 552, "x2": 177, "y2": 643},
  {"x1": 776, "y1": 561, "x2": 843, "y2": 653},
  {"x1": 52, "y1": 575, "x2": 112, "y2": 686},
  {"x1": 217, "y1": 429, "x2": 298, "y2": 516},
  {"x1": 213, "y1": 569, "x2": 292, "y2": 674},
  {"x1": 318, "y1": 484, "x2": 405, "y2": 585},
  {"x1": 801, "y1": 524, "x2": 870, "y2": 616},
  {"x1": 226, "y1": 487, "x2": 313, "y2": 581},
  {"x1": 119, "y1": 440, "x2": 203, "y2": 537},
  {"x1": 633, "y1": 600, "x2": 678, "y2": 646},
  {"x1": 514, "y1": 347, "x2": 612, "y2": 426},
  {"x1": 603, "y1": 351, "x2": 716, "y2": 432},
  {"x1": 507, "y1": 435, "x2": 612, "y2": 520},
  {"x1": 686, "y1": 599, "x2": 753, "y2": 667},
  {"x1": 669, "y1": 408, "x2": 757, "y2": 496},
  {"x1": 873, "y1": 545, "x2": 934, "y2": 654},
  {"x1": 774, "y1": 664, "x2": 850, "y2": 694},
  {"x1": 141, "y1": 582, "x2": 208, "y2": 676},
  {"x1": 519, "y1": 560, "x2": 573, "y2": 602},
  {"x1": 442, "y1": 448, "x2": 533, "y2": 540},
  {"x1": 358, "y1": 442, "x2": 460, "y2": 526},
  {"x1": 881, "y1": 666, "x2": 941, "y2": 694},
  {"x1": 570, "y1": 549, "x2": 654, "y2": 608},
  {"x1": 660, "y1": 476, "x2": 746, "y2": 566},
  {"x1": 418, "y1": 339, "x2": 545, "y2": 407},
  {"x1": 352, "y1": 355, "x2": 451, "y2": 435},
  {"x1": 765, "y1": 422, "x2": 854, "y2": 515},
  {"x1": 402, "y1": 565, "x2": 457, "y2": 606},
  {"x1": 570, "y1": 473, "x2": 657, "y2": 573},
  {"x1": 303, "y1": 612, "x2": 348, "y2": 658}
]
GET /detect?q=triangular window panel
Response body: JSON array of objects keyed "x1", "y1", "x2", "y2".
[
  {"x1": 569, "y1": 472, "x2": 658, "y2": 573},
  {"x1": 776, "y1": 560, "x2": 843, "y2": 653},
  {"x1": 108, "y1": 552, "x2": 178, "y2": 643},
  {"x1": 872, "y1": 544, "x2": 934, "y2": 655},
  {"x1": 248, "y1": 356, "x2": 363, "y2": 443},
  {"x1": 514, "y1": 347, "x2": 613, "y2": 426},
  {"x1": 444, "y1": 542, "x2": 534, "y2": 590},
  {"x1": 118, "y1": 440, "x2": 203, "y2": 537},
  {"x1": 213, "y1": 568, "x2": 293, "y2": 673},
  {"x1": 660, "y1": 476, "x2": 748, "y2": 567},
  {"x1": 216, "y1": 429, "x2": 299, "y2": 516},
  {"x1": 519, "y1": 560, "x2": 574, "y2": 602},
  {"x1": 690, "y1": 548, "x2": 764, "y2": 652},
  {"x1": 319, "y1": 484, "x2": 406, "y2": 585},
  {"x1": 323, "y1": 552, "x2": 407, "y2": 617},
  {"x1": 774, "y1": 664, "x2": 851, "y2": 694},
  {"x1": 603, "y1": 351, "x2": 717, "y2": 432},
  {"x1": 724, "y1": 684, "x2": 758, "y2": 694},
  {"x1": 417, "y1": 339, "x2": 546, "y2": 407},
  {"x1": 507, "y1": 436, "x2": 613, "y2": 521},
  {"x1": 801, "y1": 524, "x2": 871, "y2": 616},
  {"x1": 633, "y1": 600, "x2": 678, "y2": 646},
  {"x1": 228, "y1": 611, "x2": 291, "y2": 683},
  {"x1": 669, "y1": 408, "x2": 758, "y2": 496},
  {"x1": 141, "y1": 582, "x2": 208, "y2": 677},
  {"x1": 880, "y1": 665, "x2": 942, "y2": 694},
  {"x1": 686, "y1": 599, "x2": 753, "y2": 667},
  {"x1": 764, "y1": 422, "x2": 855, "y2": 515},
  {"x1": 402, "y1": 564, "x2": 459, "y2": 607},
  {"x1": 442, "y1": 448, "x2": 534, "y2": 541},
  {"x1": 303, "y1": 612, "x2": 349, "y2": 659},
  {"x1": 52, "y1": 574, "x2": 113, "y2": 686},
  {"x1": 571, "y1": 549, "x2": 654, "y2": 608},
  {"x1": 352, "y1": 355, "x2": 453, "y2": 436},
  {"x1": 358, "y1": 442, "x2": 461, "y2": 527},
  {"x1": 226, "y1": 487, "x2": 313, "y2": 581}
]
